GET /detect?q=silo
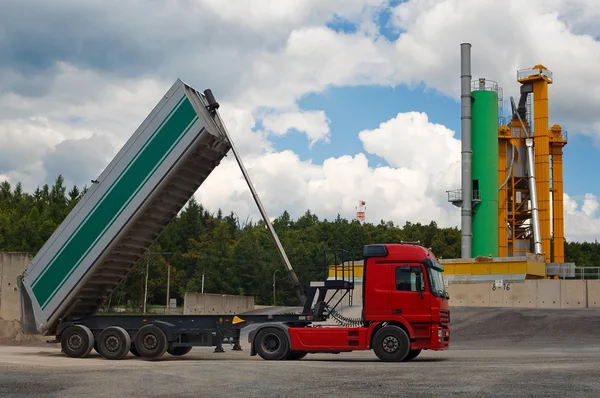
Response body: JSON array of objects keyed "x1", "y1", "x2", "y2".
[{"x1": 471, "y1": 79, "x2": 499, "y2": 257}]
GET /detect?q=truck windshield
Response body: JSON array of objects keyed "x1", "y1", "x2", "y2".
[
  {"x1": 428, "y1": 268, "x2": 446, "y2": 297},
  {"x1": 426, "y1": 259, "x2": 447, "y2": 298}
]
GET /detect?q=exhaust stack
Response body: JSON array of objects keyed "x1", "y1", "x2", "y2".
[{"x1": 460, "y1": 43, "x2": 473, "y2": 258}]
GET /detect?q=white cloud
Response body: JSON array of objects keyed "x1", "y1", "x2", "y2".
[
  {"x1": 0, "y1": 0, "x2": 600, "y2": 243},
  {"x1": 388, "y1": 0, "x2": 600, "y2": 139},
  {"x1": 262, "y1": 110, "x2": 331, "y2": 147},
  {"x1": 196, "y1": 110, "x2": 461, "y2": 228},
  {"x1": 564, "y1": 193, "x2": 600, "y2": 242}
]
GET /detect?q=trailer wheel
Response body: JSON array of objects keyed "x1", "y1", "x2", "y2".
[
  {"x1": 254, "y1": 327, "x2": 290, "y2": 360},
  {"x1": 404, "y1": 349, "x2": 421, "y2": 361},
  {"x1": 61, "y1": 325, "x2": 94, "y2": 358},
  {"x1": 135, "y1": 324, "x2": 168, "y2": 360},
  {"x1": 372, "y1": 325, "x2": 410, "y2": 362},
  {"x1": 98, "y1": 326, "x2": 131, "y2": 360},
  {"x1": 167, "y1": 345, "x2": 193, "y2": 356}
]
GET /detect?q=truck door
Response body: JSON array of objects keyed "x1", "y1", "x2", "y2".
[{"x1": 390, "y1": 264, "x2": 432, "y2": 338}]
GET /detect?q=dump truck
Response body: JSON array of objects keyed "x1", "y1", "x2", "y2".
[{"x1": 18, "y1": 79, "x2": 450, "y2": 362}]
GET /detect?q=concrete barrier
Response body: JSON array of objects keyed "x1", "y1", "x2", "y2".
[
  {"x1": 468, "y1": 283, "x2": 491, "y2": 307},
  {"x1": 587, "y1": 281, "x2": 600, "y2": 308},
  {"x1": 183, "y1": 292, "x2": 254, "y2": 315},
  {"x1": 0, "y1": 252, "x2": 31, "y2": 321},
  {"x1": 560, "y1": 280, "x2": 587, "y2": 308},
  {"x1": 447, "y1": 279, "x2": 600, "y2": 309}
]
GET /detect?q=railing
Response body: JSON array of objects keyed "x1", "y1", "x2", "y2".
[
  {"x1": 574, "y1": 267, "x2": 600, "y2": 280},
  {"x1": 446, "y1": 189, "x2": 481, "y2": 203},
  {"x1": 324, "y1": 249, "x2": 355, "y2": 284},
  {"x1": 548, "y1": 266, "x2": 600, "y2": 280}
]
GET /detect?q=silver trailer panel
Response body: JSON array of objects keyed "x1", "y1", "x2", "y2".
[{"x1": 19, "y1": 79, "x2": 232, "y2": 335}]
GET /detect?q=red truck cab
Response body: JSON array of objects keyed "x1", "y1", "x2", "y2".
[{"x1": 250, "y1": 243, "x2": 450, "y2": 362}]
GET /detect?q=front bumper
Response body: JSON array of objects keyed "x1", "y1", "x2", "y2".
[{"x1": 429, "y1": 325, "x2": 450, "y2": 350}]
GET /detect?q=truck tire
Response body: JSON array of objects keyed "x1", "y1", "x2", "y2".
[
  {"x1": 254, "y1": 327, "x2": 290, "y2": 360},
  {"x1": 97, "y1": 326, "x2": 131, "y2": 360},
  {"x1": 404, "y1": 349, "x2": 421, "y2": 361},
  {"x1": 285, "y1": 351, "x2": 307, "y2": 360},
  {"x1": 61, "y1": 325, "x2": 94, "y2": 358},
  {"x1": 167, "y1": 346, "x2": 193, "y2": 356},
  {"x1": 372, "y1": 325, "x2": 410, "y2": 362},
  {"x1": 135, "y1": 324, "x2": 168, "y2": 360}
]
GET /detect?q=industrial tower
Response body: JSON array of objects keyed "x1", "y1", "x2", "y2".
[{"x1": 449, "y1": 44, "x2": 567, "y2": 263}]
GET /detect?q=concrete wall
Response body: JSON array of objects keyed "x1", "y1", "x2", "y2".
[
  {"x1": 447, "y1": 279, "x2": 600, "y2": 309},
  {"x1": 0, "y1": 252, "x2": 31, "y2": 321},
  {"x1": 183, "y1": 293, "x2": 255, "y2": 315}
]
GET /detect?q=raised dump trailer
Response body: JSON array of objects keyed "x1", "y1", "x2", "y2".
[
  {"x1": 19, "y1": 79, "x2": 302, "y2": 337},
  {"x1": 18, "y1": 80, "x2": 450, "y2": 362}
]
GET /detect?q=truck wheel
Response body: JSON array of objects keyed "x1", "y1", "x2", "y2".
[
  {"x1": 254, "y1": 327, "x2": 290, "y2": 360},
  {"x1": 285, "y1": 351, "x2": 307, "y2": 360},
  {"x1": 404, "y1": 349, "x2": 421, "y2": 361},
  {"x1": 372, "y1": 325, "x2": 410, "y2": 362},
  {"x1": 61, "y1": 325, "x2": 94, "y2": 358},
  {"x1": 167, "y1": 346, "x2": 193, "y2": 356},
  {"x1": 98, "y1": 326, "x2": 131, "y2": 360},
  {"x1": 135, "y1": 324, "x2": 168, "y2": 360}
]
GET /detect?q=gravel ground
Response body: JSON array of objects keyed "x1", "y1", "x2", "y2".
[{"x1": 1, "y1": 307, "x2": 600, "y2": 397}]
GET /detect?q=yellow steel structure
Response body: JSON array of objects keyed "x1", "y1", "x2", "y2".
[
  {"x1": 497, "y1": 65, "x2": 567, "y2": 262},
  {"x1": 518, "y1": 65, "x2": 552, "y2": 259},
  {"x1": 439, "y1": 254, "x2": 546, "y2": 280},
  {"x1": 550, "y1": 124, "x2": 567, "y2": 262},
  {"x1": 498, "y1": 125, "x2": 510, "y2": 257}
]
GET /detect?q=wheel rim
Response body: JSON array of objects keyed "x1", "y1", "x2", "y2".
[
  {"x1": 261, "y1": 333, "x2": 281, "y2": 353},
  {"x1": 142, "y1": 334, "x2": 158, "y2": 351},
  {"x1": 105, "y1": 335, "x2": 120, "y2": 353},
  {"x1": 382, "y1": 335, "x2": 399, "y2": 353},
  {"x1": 67, "y1": 333, "x2": 83, "y2": 351}
]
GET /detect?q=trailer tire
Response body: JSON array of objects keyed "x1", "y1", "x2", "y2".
[
  {"x1": 167, "y1": 346, "x2": 193, "y2": 356},
  {"x1": 372, "y1": 325, "x2": 410, "y2": 362},
  {"x1": 61, "y1": 325, "x2": 94, "y2": 358},
  {"x1": 254, "y1": 327, "x2": 290, "y2": 360},
  {"x1": 135, "y1": 324, "x2": 168, "y2": 360},
  {"x1": 98, "y1": 326, "x2": 131, "y2": 360}
]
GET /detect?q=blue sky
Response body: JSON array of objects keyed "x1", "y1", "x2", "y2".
[
  {"x1": 2, "y1": 0, "x2": 600, "y2": 241},
  {"x1": 267, "y1": 12, "x2": 600, "y2": 202},
  {"x1": 270, "y1": 82, "x2": 600, "y2": 200}
]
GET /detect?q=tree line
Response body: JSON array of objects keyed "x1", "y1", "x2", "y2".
[{"x1": 1, "y1": 176, "x2": 599, "y2": 309}]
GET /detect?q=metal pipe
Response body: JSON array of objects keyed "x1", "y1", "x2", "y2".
[
  {"x1": 460, "y1": 43, "x2": 473, "y2": 258},
  {"x1": 510, "y1": 96, "x2": 542, "y2": 254},
  {"x1": 525, "y1": 138, "x2": 543, "y2": 254}
]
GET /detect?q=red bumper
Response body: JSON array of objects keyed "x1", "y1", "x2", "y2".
[{"x1": 412, "y1": 325, "x2": 450, "y2": 351}]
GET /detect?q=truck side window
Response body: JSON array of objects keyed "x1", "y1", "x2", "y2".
[{"x1": 395, "y1": 266, "x2": 420, "y2": 292}]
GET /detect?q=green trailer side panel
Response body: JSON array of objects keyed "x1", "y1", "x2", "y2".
[
  {"x1": 31, "y1": 97, "x2": 197, "y2": 307},
  {"x1": 471, "y1": 89, "x2": 499, "y2": 258}
]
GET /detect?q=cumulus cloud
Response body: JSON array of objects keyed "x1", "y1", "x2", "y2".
[
  {"x1": 389, "y1": 0, "x2": 600, "y2": 138},
  {"x1": 0, "y1": 0, "x2": 600, "y2": 243},
  {"x1": 262, "y1": 110, "x2": 331, "y2": 147},
  {"x1": 564, "y1": 193, "x2": 600, "y2": 242},
  {"x1": 197, "y1": 110, "x2": 461, "y2": 228}
]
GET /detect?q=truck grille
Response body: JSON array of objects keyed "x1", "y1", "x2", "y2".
[{"x1": 440, "y1": 309, "x2": 450, "y2": 326}]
